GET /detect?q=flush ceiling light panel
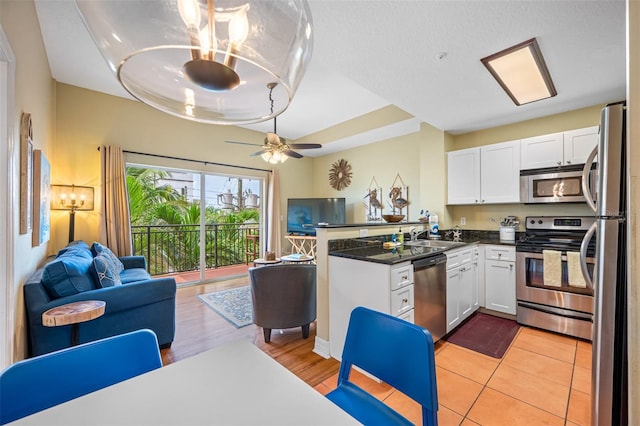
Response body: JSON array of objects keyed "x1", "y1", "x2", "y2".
[
  {"x1": 75, "y1": 0, "x2": 314, "y2": 125},
  {"x1": 481, "y1": 38, "x2": 557, "y2": 106}
]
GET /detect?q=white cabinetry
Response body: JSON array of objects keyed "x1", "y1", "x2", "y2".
[
  {"x1": 329, "y1": 257, "x2": 414, "y2": 360},
  {"x1": 520, "y1": 126, "x2": 599, "y2": 170},
  {"x1": 447, "y1": 140, "x2": 520, "y2": 205},
  {"x1": 484, "y1": 245, "x2": 516, "y2": 315},
  {"x1": 445, "y1": 245, "x2": 479, "y2": 333}
]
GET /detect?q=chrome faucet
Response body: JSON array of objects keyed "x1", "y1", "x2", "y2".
[{"x1": 409, "y1": 227, "x2": 430, "y2": 241}]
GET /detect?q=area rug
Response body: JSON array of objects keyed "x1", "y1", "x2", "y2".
[
  {"x1": 197, "y1": 286, "x2": 253, "y2": 328},
  {"x1": 445, "y1": 312, "x2": 519, "y2": 358}
]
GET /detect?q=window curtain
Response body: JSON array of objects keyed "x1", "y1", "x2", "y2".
[
  {"x1": 99, "y1": 145, "x2": 132, "y2": 257},
  {"x1": 265, "y1": 169, "x2": 281, "y2": 256}
]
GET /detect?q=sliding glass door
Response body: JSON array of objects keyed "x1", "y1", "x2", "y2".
[{"x1": 126, "y1": 165, "x2": 262, "y2": 284}]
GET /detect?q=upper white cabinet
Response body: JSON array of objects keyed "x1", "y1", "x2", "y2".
[
  {"x1": 447, "y1": 147, "x2": 481, "y2": 205},
  {"x1": 447, "y1": 140, "x2": 520, "y2": 205},
  {"x1": 520, "y1": 126, "x2": 599, "y2": 170},
  {"x1": 563, "y1": 126, "x2": 600, "y2": 165}
]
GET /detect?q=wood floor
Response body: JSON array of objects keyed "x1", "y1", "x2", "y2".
[
  {"x1": 162, "y1": 275, "x2": 593, "y2": 425},
  {"x1": 160, "y1": 277, "x2": 340, "y2": 387}
]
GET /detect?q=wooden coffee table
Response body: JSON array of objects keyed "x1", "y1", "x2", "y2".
[{"x1": 42, "y1": 300, "x2": 106, "y2": 346}]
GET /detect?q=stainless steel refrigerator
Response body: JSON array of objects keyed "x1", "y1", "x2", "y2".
[{"x1": 580, "y1": 101, "x2": 628, "y2": 426}]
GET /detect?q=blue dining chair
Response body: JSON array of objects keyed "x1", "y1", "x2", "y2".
[
  {"x1": 0, "y1": 329, "x2": 162, "y2": 425},
  {"x1": 326, "y1": 307, "x2": 439, "y2": 425}
]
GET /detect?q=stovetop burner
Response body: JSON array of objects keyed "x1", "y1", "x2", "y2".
[{"x1": 516, "y1": 216, "x2": 596, "y2": 256}]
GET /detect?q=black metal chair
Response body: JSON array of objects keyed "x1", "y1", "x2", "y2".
[{"x1": 249, "y1": 264, "x2": 317, "y2": 343}]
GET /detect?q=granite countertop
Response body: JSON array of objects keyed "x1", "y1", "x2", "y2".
[{"x1": 327, "y1": 229, "x2": 523, "y2": 265}]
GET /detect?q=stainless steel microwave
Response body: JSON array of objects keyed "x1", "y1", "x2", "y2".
[{"x1": 520, "y1": 165, "x2": 597, "y2": 203}]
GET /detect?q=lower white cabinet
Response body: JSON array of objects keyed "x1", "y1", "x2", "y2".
[
  {"x1": 328, "y1": 257, "x2": 414, "y2": 360},
  {"x1": 445, "y1": 245, "x2": 479, "y2": 333},
  {"x1": 484, "y1": 245, "x2": 516, "y2": 315}
]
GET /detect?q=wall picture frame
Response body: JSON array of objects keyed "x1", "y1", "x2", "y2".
[
  {"x1": 32, "y1": 149, "x2": 51, "y2": 247},
  {"x1": 20, "y1": 113, "x2": 33, "y2": 234}
]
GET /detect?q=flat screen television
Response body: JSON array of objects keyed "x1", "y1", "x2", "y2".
[{"x1": 287, "y1": 198, "x2": 346, "y2": 236}]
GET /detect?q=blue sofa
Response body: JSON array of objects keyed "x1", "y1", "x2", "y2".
[{"x1": 24, "y1": 241, "x2": 176, "y2": 357}]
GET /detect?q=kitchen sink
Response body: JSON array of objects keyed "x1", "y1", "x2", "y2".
[{"x1": 404, "y1": 240, "x2": 465, "y2": 249}]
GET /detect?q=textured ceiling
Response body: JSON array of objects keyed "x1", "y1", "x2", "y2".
[{"x1": 34, "y1": 0, "x2": 626, "y2": 155}]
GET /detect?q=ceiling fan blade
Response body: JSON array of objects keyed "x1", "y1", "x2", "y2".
[
  {"x1": 225, "y1": 140, "x2": 262, "y2": 147},
  {"x1": 250, "y1": 149, "x2": 269, "y2": 157},
  {"x1": 283, "y1": 150, "x2": 304, "y2": 159},
  {"x1": 287, "y1": 143, "x2": 322, "y2": 149}
]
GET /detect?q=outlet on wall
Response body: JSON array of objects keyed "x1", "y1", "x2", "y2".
[
  {"x1": 460, "y1": 217, "x2": 466, "y2": 225},
  {"x1": 359, "y1": 229, "x2": 368, "y2": 237}
]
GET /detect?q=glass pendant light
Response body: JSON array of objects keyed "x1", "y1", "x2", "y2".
[{"x1": 75, "y1": 0, "x2": 313, "y2": 125}]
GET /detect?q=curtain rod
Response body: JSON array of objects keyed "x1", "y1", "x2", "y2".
[{"x1": 97, "y1": 147, "x2": 272, "y2": 173}]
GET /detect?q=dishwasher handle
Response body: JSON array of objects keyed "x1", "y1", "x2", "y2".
[{"x1": 413, "y1": 254, "x2": 447, "y2": 270}]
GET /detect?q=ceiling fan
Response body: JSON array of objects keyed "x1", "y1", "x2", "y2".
[{"x1": 225, "y1": 83, "x2": 322, "y2": 164}]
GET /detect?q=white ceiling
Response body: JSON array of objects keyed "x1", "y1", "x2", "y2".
[{"x1": 34, "y1": 0, "x2": 626, "y2": 156}]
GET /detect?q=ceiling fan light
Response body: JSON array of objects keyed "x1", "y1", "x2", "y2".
[{"x1": 75, "y1": 0, "x2": 314, "y2": 125}]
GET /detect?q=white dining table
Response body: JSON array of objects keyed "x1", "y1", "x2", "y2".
[{"x1": 11, "y1": 340, "x2": 359, "y2": 425}]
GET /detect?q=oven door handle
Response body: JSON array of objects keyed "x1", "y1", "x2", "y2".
[
  {"x1": 582, "y1": 145, "x2": 598, "y2": 213},
  {"x1": 579, "y1": 222, "x2": 596, "y2": 288}
]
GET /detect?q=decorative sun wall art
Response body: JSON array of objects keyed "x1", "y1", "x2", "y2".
[{"x1": 329, "y1": 159, "x2": 352, "y2": 191}]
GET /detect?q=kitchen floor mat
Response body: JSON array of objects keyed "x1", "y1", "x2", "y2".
[{"x1": 444, "y1": 312, "x2": 519, "y2": 358}]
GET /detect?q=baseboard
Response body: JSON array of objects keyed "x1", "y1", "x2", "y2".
[{"x1": 313, "y1": 336, "x2": 330, "y2": 359}]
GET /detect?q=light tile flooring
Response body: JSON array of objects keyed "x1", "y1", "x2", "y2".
[{"x1": 314, "y1": 326, "x2": 592, "y2": 425}]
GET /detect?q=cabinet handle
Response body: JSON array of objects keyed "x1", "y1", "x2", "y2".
[
  {"x1": 402, "y1": 298, "x2": 409, "y2": 304},
  {"x1": 401, "y1": 275, "x2": 408, "y2": 281},
  {"x1": 566, "y1": 160, "x2": 571, "y2": 164},
  {"x1": 509, "y1": 264, "x2": 513, "y2": 270},
  {"x1": 557, "y1": 161, "x2": 562, "y2": 165},
  {"x1": 475, "y1": 199, "x2": 478, "y2": 203}
]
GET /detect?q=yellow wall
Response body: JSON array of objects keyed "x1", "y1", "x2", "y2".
[
  {"x1": 444, "y1": 105, "x2": 603, "y2": 230},
  {"x1": 53, "y1": 83, "x2": 318, "y2": 254},
  {"x1": 1, "y1": 0, "x2": 56, "y2": 361}
]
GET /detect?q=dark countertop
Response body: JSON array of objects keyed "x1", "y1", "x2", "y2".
[{"x1": 327, "y1": 229, "x2": 522, "y2": 265}]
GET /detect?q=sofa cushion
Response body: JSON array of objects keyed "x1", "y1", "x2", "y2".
[
  {"x1": 90, "y1": 254, "x2": 122, "y2": 288},
  {"x1": 91, "y1": 242, "x2": 124, "y2": 274},
  {"x1": 57, "y1": 241, "x2": 92, "y2": 258},
  {"x1": 119, "y1": 268, "x2": 152, "y2": 284},
  {"x1": 41, "y1": 255, "x2": 95, "y2": 299}
]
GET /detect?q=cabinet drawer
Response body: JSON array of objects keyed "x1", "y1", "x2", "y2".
[
  {"x1": 397, "y1": 309, "x2": 414, "y2": 324},
  {"x1": 484, "y1": 245, "x2": 516, "y2": 262},
  {"x1": 391, "y1": 284, "x2": 414, "y2": 316},
  {"x1": 390, "y1": 263, "x2": 413, "y2": 290},
  {"x1": 446, "y1": 248, "x2": 473, "y2": 269}
]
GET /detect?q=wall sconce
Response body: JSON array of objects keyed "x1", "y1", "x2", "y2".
[
  {"x1": 50, "y1": 185, "x2": 95, "y2": 243},
  {"x1": 481, "y1": 38, "x2": 557, "y2": 106}
]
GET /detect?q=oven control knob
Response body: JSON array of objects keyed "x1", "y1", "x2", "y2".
[
  {"x1": 530, "y1": 219, "x2": 535, "y2": 224},
  {"x1": 538, "y1": 220, "x2": 543, "y2": 224}
]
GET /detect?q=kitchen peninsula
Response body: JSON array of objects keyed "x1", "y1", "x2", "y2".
[{"x1": 311, "y1": 222, "x2": 519, "y2": 360}]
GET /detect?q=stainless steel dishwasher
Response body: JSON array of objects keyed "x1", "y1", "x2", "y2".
[{"x1": 413, "y1": 253, "x2": 447, "y2": 342}]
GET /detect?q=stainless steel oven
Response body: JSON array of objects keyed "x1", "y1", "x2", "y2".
[
  {"x1": 516, "y1": 216, "x2": 596, "y2": 340},
  {"x1": 520, "y1": 164, "x2": 597, "y2": 203}
]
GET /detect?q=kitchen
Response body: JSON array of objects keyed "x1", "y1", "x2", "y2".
[{"x1": 316, "y1": 102, "x2": 627, "y2": 425}]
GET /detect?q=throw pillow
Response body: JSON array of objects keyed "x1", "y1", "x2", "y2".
[
  {"x1": 91, "y1": 242, "x2": 125, "y2": 274},
  {"x1": 42, "y1": 254, "x2": 95, "y2": 299},
  {"x1": 90, "y1": 254, "x2": 122, "y2": 288}
]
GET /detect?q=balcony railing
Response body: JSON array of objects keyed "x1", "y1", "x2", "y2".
[{"x1": 131, "y1": 223, "x2": 259, "y2": 276}]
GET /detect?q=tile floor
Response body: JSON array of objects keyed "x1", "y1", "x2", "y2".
[{"x1": 314, "y1": 326, "x2": 592, "y2": 425}]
